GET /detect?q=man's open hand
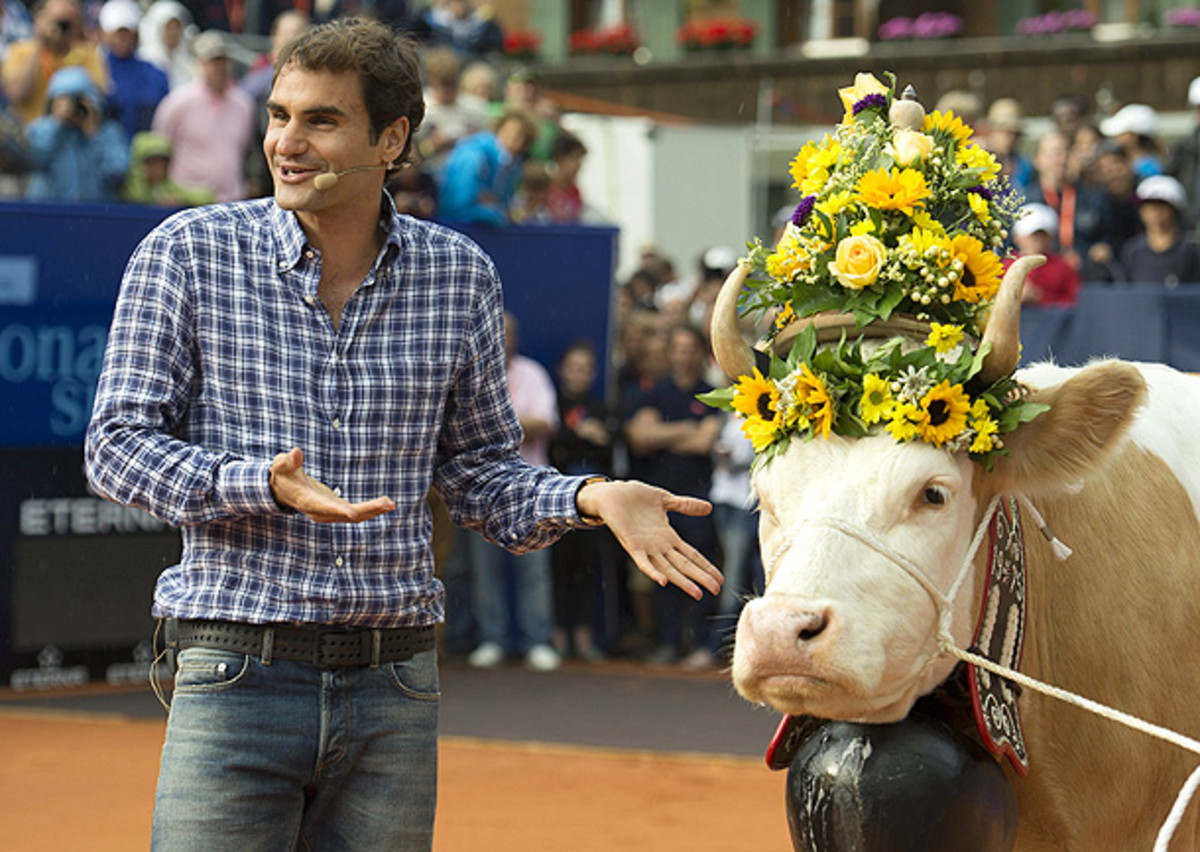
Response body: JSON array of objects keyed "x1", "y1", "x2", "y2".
[
  {"x1": 577, "y1": 479, "x2": 723, "y2": 600},
  {"x1": 269, "y1": 447, "x2": 395, "y2": 523}
]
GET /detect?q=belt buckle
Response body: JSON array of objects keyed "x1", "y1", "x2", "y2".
[{"x1": 313, "y1": 628, "x2": 366, "y2": 668}]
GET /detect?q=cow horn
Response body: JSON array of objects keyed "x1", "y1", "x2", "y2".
[
  {"x1": 978, "y1": 253, "x2": 1046, "y2": 385},
  {"x1": 711, "y1": 261, "x2": 757, "y2": 381}
]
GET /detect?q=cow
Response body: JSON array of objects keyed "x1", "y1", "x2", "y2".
[{"x1": 712, "y1": 255, "x2": 1200, "y2": 851}]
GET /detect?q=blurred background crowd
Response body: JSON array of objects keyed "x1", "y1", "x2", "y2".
[{"x1": 6, "y1": 0, "x2": 1200, "y2": 672}]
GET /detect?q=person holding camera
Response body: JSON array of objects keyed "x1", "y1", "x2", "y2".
[
  {"x1": 1, "y1": 0, "x2": 106, "y2": 126},
  {"x1": 24, "y1": 65, "x2": 128, "y2": 200}
]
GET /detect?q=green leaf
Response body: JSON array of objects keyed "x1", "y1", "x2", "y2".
[{"x1": 697, "y1": 387, "x2": 736, "y2": 411}]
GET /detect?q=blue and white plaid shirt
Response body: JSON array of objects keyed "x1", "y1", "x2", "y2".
[{"x1": 85, "y1": 196, "x2": 591, "y2": 628}]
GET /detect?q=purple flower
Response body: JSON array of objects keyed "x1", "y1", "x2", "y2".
[
  {"x1": 853, "y1": 93, "x2": 887, "y2": 116},
  {"x1": 877, "y1": 16, "x2": 914, "y2": 40},
  {"x1": 968, "y1": 185, "x2": 995, "y2": 201},
  {"x1": 1164, "y1": 8, "x2": 1200, "y2": 27},
  {"x1": 913, "y1": 12, "x2": 963, "y2": 39},
  {"x1": 791, "y1": 195, "x2": 816, "y2": 228}
]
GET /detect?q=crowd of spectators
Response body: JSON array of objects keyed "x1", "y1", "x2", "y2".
[
  {"x1": 962, "y1": 86, "x2": 1200, "y2": 295},
  {"x1": 0, "y1": 0, "x2": 599, "y2": 225}
]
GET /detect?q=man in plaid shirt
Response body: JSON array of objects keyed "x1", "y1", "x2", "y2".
[{"x1": 85, "y1": 18, "x2": 721, "y2": 851}]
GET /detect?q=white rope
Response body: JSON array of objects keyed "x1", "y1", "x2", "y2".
[{"x1": 941, "y1": 638, "x2": 1200, "y2": 851}]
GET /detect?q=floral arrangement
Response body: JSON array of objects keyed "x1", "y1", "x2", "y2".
[
  {"x1": 1014, "y1": 10, "x2": 1096, "y2": 36},
  {"x1": 877, "y1": 12, "x2": 964, "y2": 41},
  {"x1": 569, "y1": 23, "x2": 640, "y2": 55},
  {"x1": 676, "y1": 17, "x2": 757, "y2": 50},
  {"x1": 700, "y1": 72, "x2": 1046, "y2": 469},
  {"x1": 502, "y1": 29, "x2": 542, "y2": 60}
]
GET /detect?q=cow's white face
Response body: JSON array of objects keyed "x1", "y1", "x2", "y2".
[{"x1": 733, "y1": 432, "x2": 982, "y2": 723}]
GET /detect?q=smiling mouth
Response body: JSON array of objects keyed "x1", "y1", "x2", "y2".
[{"x1": 279, "y1": 165, "x2": 319, "y2": 180}]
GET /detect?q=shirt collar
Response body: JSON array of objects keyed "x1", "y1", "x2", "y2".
[{"x1": 270, "y1": 193, "x2": 404, "y2": 273}]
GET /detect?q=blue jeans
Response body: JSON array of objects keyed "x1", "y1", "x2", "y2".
[
  {"x1": 152, "y1": 645, "x2": 440, "y2": 851},
  {"x1": 463, "y1": 529, "x2": 554, "y2": 652}
]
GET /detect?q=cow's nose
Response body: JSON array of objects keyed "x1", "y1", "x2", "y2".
[{"x1": 796, "y1": 609, "x2": 828, "y2": 642}]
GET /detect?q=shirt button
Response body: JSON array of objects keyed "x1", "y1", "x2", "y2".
[
  {"x1": 332, "y1": 417, "x2": 342, "y2": 430},
  {"x1": 333, "y1": 487, "x2": 342, "y2": 497},
  {"x1": 304, "y1": 250, "x2": 315, "y2": 259},
  {"x1": 335, "y1": 556, "x2": 344, "y2": 567},
  {"x1": 304, "y1": 295, "x2": 316, "y2": 306}
]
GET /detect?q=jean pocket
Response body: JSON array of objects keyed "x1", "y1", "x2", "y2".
[
  {"x1": 385, "y1": 649, "x2": 440, "y2": 702},
  {"x1": 173, "y1": 647, "x2": 250, "y2": 694}
]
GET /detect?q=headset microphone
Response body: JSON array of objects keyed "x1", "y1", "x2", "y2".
[{"x1": 312, "y1": 164, "x2": 388, "y2": 191}]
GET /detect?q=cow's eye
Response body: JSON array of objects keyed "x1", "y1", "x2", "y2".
[{"x1": 923, "y1": 486, "x2": 948, "y2": 506}]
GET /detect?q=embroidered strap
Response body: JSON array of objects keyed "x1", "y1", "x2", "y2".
[{"x1": 966, "y1": 496, "x2": 1030, "y2": 774}]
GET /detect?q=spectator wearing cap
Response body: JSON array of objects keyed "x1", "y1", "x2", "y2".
[
  {"x1": 24, "y1": 64, "x2": 128, "y2": 200},
  {"x1": 1011, "y1": 203, "x2": 1081, "y2": 307},
  {"x1": 2, "y1": 0, "x2": 106, "y2": 125},
  {"x1": 137, "y1": 1, "x2": 196, "y2": 90},
  {"x1": 99, "y1": 0, "x2": 169, "y2": 141},
  {"x1": 1100, "y1": 103, "x2": 1163, "y2": 180},
  {"x1": 1165, "y1": 75, "x2": 1200, "y2": 228},
  {"x1": 150, "y1": 29, "x2": 255, "y2": 201},
  {"x1": 1119, "y1": 175, "x2": 1200, "y2": 287},
  {"x1": 121, "y1": 129, "x2": 212, "y2": 206}
]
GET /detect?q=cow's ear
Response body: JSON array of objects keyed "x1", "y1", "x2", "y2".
[{"x1": 986, "y1": 361, "x2": 1147, "y2": 496}]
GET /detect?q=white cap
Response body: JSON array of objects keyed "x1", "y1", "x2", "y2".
[
  {"x1": 192, "y1": 29, "x2": 229, "y2": 61},
  {"x1": 1013, "y1": 203, "x2": 1059, "y2": 239},
  {"x1": 1100, "y1": 104, "x2": 1160, "y2": 138},
  {"x1": 1136, "y1": 175, "x2": 1188, "y2": 213},
  {"x1": 1189, "y1": 76, "x2": 1200, "y2": 107},
  {"x1": 703, "y1": 246, "x2": 737, "y2": 273},
  {"x1": 99, "y1": 0, "x2": 141, "y2": 32}
]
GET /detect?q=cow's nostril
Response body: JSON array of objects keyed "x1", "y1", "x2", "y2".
[{"x1": 796, "y1": 611, "x2": 828, "y2": 642}]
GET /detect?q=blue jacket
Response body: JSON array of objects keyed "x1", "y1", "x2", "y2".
[
  {"x1": 24, "y1": 67, "x2": 130, "y2": 201},
  {"x1": 104, "y1": 50, "x2": 170, "y2": 141},
  {"x1": 438, "y1": 131, "x2": 523, "y2": 226}
]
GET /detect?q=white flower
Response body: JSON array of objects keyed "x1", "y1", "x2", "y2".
[{"x1": 895, "y1": 365, "x2": 932, "y2": 403}]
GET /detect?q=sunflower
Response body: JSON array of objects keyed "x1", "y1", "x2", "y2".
[
  {"x1": 923, "y1": 109, "x2": 972, "y2": 146},
  {"x1": 902, "y1": 227, "x2": 951, "y2": 266},
  {"x1": 731, "y1": 369, "x2": 783, "y2": 451},
  {"x1": 860, "y1": 373, "x2": 894, "y2": 424},
  {"x1": 854, "y1": 168, "x2": 932, "y2": 217},
  {"x1": 926, "y1": 323, "x2": 964, "y2": 354},
  {"x1": 796, "y1": 364, "x2": 835, "y2": 439},
  {"x1": 948, "y1": 234, "x2": 1004, "y2": 303},
  {"x1": 917, "y1": 380, "x2": 971, "y2": 447}
]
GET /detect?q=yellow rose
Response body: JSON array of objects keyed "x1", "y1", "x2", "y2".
[
  {"x1": 828, "y1": 234, "x2": 886, "y2": 290},
  {"x1": 889, "y1": 129, "x2": 935, "y2": 167},
  {"x1": 838, "y1": 73, "x2": 888, "y2": 120}
]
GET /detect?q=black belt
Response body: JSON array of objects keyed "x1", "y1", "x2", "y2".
[{"x1": 175, "y1": 619, "x2": 436, "y2": 668}]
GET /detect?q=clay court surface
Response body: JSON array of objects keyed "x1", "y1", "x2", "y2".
[{"x1": 0, "y1": 660, "x2": 793, "y2": 851}]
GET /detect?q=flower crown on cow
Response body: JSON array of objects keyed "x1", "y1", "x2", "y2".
[{"x1": 701, "y1": 72, "x2": 1048, "y2": 470}]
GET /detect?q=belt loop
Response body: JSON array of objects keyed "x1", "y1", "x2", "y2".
[
  {"x1": 370, "y1": 629, "x2": 382, "y2": 668},
  {"x1": 262, "y1": 627, "x2": 274, "y2": 666}
]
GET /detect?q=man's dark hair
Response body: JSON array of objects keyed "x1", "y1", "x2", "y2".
[{"x1": 274, "y1": 17, "x2": 425, "y2": 162}]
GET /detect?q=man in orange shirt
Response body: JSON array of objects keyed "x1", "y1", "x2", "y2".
[{"x1": 2, "y1": 0, "x2": 106, "y2": 125}]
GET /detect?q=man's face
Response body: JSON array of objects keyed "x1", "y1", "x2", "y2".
[
  {"x1": 199, "y1": 55, "x2": 231, "y2": 93},
  {"x1": 264, "y1": 65, "x2": 407, "y2": 215},
  {"x1": 1035, "y1": 134, "x2": 1068, "y2": 185},
  {"x1": 668, "y1": 330, "x2": 706, "y2": 379},
  {"x1": 104, "y1": 27, "x2": 137, "y2": 58},
  {"x1": 496, "y1": 119, "x2": 530, "y2": 157},
  {"x1": 38, "y1": 0, "x2": 81, "y2": 50}
]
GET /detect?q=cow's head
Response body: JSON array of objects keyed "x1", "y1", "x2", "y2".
[{"x1": 713, "y1": 259, "x2": 1146, "y2": 723}]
